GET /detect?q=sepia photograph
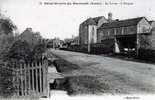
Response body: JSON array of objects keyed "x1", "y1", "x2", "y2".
[{"x1": 0, "y1": 0, "x2": 155, "y2": 100}]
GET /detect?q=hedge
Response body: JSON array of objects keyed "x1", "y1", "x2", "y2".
[{"x1": 138, "y1": 48, "x2": 155, "y2": 62}]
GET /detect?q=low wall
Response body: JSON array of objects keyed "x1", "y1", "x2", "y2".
[
  {"x1": 61, "y1": 39, "x2": 114, "y2": 54},
  {"x1": 138, "y1": 48, "x2": 155, "y2": 62}
]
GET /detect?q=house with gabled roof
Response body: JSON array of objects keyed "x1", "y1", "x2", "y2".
[
  {"x1": 97, "y1": 17, "x2": 151, "y2": 54},
  {"x1": 149, "y1": 21, "x2": 155, "y2": 50},
  {"x1": 79, "y1": 15, "x2": 109, "y2": 44},
  {"x1": 79, "y1": 12, "x2": 155, "y2": 55}
]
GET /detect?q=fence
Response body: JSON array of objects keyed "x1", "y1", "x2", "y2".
[
  {"x1": 16, "y1": 61, "x2": 48, "y2": 97},
  {"x1": 0, "y1": 61, "x2": 49, "y2": 98}
]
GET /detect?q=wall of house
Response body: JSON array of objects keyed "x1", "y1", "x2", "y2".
[
  {"x1": 88, "y1": 25, "x2": 97, "y2": 44},
  {"x1": 97, "y1": 29, "x2": 114, "y2": 43},
  {"x1": 150, "y1": 22, "x2": 155, "y2": 50},
  {"x1": 150, "y1": 31, "x2": 155, "y2": 50},
  {"x1": 79, "y1": 17, "x2": 108, "y2": 45},
  {"x1": 79, "y1": 24, "x2": 88, "y2": 44},
  {"x1": 97, "y1": 25, "x2": 137, "y2": 43},
  {"x1": 139, "y1": 34, "x2": 151, "y2": 49},
  {"x1": 137, "y1": 18, "x2": 151, "y2": 34},
  {"x1": 97, "y1": 30, "x2": 103, "y2": 43},
  {"x1": 97, "y1": 17, "x2": 108, "y2": 28},
  {"x1": 113, "y1": 26, "x2": 137, "y2": 35},
  {"x1": 138, "y1": 19, "x2": 152, "y2": 50}
]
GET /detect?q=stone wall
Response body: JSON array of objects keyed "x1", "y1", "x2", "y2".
[{"x1": 79, "y1": 24, "x2": 88, "y2": 44}]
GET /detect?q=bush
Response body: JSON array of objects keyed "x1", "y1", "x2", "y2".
[
  {"x1": 0, "y1": 15, "x2": 18, "y2": 97},
  {"x1": 6, "y1": 40, "x2": 32, "y2": 62},
  {"x1": 32, "y1": 41, "x2": 47, "y2": 61},
  {"x1": 138, "y1": 48, "x2": 155, "y2": 62},
  {"x1": 0, "y1": 60, "x2": 20, "y2": 97}
]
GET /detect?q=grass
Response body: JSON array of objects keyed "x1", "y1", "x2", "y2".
[
  {"x1": 51, "y1": 75, "x2": 110, "y2": 95},
  {"x1": 51, "y1": 53, "x2": 110, "y2": 95},
  {"x1": 53, "y1": 58, "x2": 79, "y2": 73}
]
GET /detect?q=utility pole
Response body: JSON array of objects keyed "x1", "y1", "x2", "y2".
[
  {"x1": 88, "y1": 29, "x2": 91, "y2": 53},
  {"x1": 88, "y1": 42, "x2": 90, "y2": 53},
  {"x1": 136, "y1": 33, "x2": 139, "y2": 57}
]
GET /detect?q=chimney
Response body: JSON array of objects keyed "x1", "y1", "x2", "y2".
[{"x1": 108, "y1": 12, "x2": 112, "y2": 21}]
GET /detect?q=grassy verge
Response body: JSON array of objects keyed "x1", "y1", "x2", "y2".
[
  {"x1": 52, "y1": 75, "x2": 110, "y2": 95},
  {"x1": 53, "y1": 58, "x2": 79, "y2": 73},
  {"x1": 51, "y1": 53, "x2": 110, "y2": 95}
]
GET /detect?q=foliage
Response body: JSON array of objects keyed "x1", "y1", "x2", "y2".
[
  {"x1": 0, "y1": 12, "x2": 48, "y2": 97},
  {"x1": 0, "y1": 17, "x2": 17, "y2": 35},
  {"x1": 32, "y1": 40, "x2": 47, "y2": 61},
  {"x1": 139, "y1": 35, "x2": 152, "y2": 49},
  {"x1": 0, "y1": 15, "x2": 16, "y2": 59},
  {"x1": 0, "y1": 13, "x2": 18, "y2": 97},
  {"x1": 6, "y1": 40, "x2": 32, "y2": 62},
  {"x1": 0, "y1": 34, "x2": 15, "y2": 60},
  {"x1": 19, "y1": 28, "x2": 42, "y2": 49},
  {"x1": 138, "y1": 48, "x2": 155, "y2": 62},
  {"x1": 0, "y1": 63, "x2": 17, "y2": 97}
]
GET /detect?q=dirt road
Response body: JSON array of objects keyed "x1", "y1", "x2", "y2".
[{"x1": 50, "y1": 49, "x2": 155, "y2": 94}]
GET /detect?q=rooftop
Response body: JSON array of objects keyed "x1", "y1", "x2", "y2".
[{"x1": 99, "y1": 17, "x2": 146, "y2": 29}]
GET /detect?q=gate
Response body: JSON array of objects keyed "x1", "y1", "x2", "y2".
[{"x1": 13, "y1": 61, "x2": 49, "y2": 98}]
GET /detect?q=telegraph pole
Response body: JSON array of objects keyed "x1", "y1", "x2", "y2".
[
  {"x1": 136, "y1": 33, "x2": 139, "y2": 57},
  {"x1": 88, "y1": 42, "x2": 90, "y2": 53}
]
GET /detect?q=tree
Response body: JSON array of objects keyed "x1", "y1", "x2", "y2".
[
  {"x1": 0, "y1": 13, "x2": 17, "y2": 59},
  {"x1": 0, "y1": 12, "x2": 17, "y2": 97},
  {"x1": 6, "y1": 40, "x2": 32, "y2": 62},
  {"x1": 19, "y1": 28, "x2": 42, "y2": 50},
  {"x1": 32, "y1": 40, "x2": 47, "y2": 61}
]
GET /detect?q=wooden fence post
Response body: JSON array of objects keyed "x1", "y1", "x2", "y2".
[
  {"x1": 32, "y1": 63, "x2": 34, "y2": 94},
  {"x1": 24, "y1": 63, "x2": 27, "y2": 96},
  {"x1": 35, "y1": 62, "x2": 38, "y2": 94},
  {"x1": 20, "y1": 63, "x2": 23, "y2": 96},
  {"x1": 39, "y1": 62, "x2": 42, "y2": 93},
  {"x1": 11, "y1": 60, "x2": 48, "y2": 97},
  {"x1": 28, "y1": 63, "x2": 31, "y2": 95},
  {"x1": 16, "y1": 69, "x2": 19, "y2": 97}
]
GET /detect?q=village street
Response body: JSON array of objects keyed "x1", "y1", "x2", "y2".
[{"x1": 50, "y1": 49, "x2": 155, "y2": 94}]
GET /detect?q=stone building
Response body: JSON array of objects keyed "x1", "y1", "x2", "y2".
[
  {"x1": 98, "y1": 17, "x2": 151, "y2": 53},
  {"x1": 149, "y1": 21, "x2": 155, "y2": 50},
  {"x1": 79, "y1": 16, "x2": 108, "y2": 44},
  {"x1": 79, "y1": 13, "x2": 155, "y2": 55}
]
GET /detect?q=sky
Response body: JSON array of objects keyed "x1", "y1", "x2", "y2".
[{"x1": 0, "y1": 0, "x2": 155, "y2": 40}]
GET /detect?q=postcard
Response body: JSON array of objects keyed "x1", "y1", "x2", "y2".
[{"x1": 0, "y1": 0, "x2": 155, "y2": 100}]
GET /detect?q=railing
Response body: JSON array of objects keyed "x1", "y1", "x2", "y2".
[
  {"x1": 16, "y1": 62, "x2": 48, "y2": 96},
  {"x1": 11, "y1": 61, "x2": 48, "y2": 98}
]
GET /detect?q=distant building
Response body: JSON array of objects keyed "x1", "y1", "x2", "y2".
[
  {"x1": 71, "y1": 36, "x2": 79, "y2": 45},
  {"x1": 63, "y1": 36, "x2": 79, "y2": 47},
  {"x1": 79, "y1": 13, "x2": 155, "y2": 55},
  {"x1": 79, "y1": 16, "x2": 108, "y2": 44},
  {"x1": 98, "y1": 17, "x2": 151, "y2": 53},
  {"x1": 149, "y1": 21, "x2": 155, "y2": 50},
  {"x1": 47, "y1": 38, "x2": 63, "y2": 48}
]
